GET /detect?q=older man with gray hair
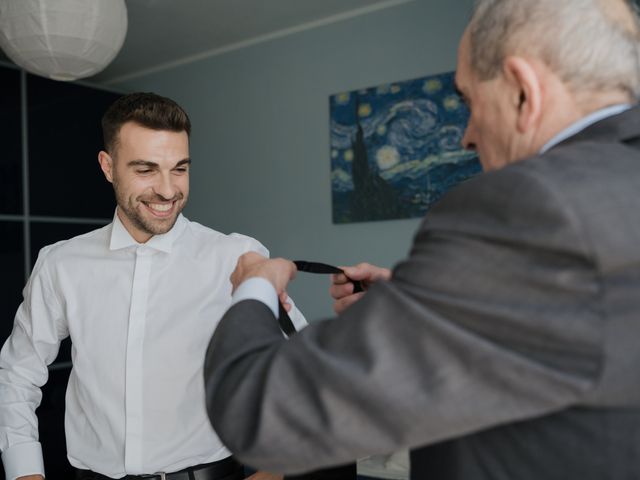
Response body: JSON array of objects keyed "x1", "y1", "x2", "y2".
[{"x1": 203, "y1": 0, "x2": 640, "y2": 478}]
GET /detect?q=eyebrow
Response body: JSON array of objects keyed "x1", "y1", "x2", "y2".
[
  {"x1": 174, "y1": 159, "x2": 191, "y2": 168},
  {"x1": 127, "y1": 158, "x2": 191, "y2": 169}
]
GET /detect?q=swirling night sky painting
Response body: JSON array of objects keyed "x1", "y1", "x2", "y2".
[{"x1": 330, "y1": 71, "x2": 481, "y2": 223}]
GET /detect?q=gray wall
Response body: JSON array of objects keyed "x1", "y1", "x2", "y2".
[{"x1": 115, "y1": 0, "x2": 474, "y2": 319}]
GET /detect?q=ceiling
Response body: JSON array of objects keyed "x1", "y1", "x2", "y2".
[
  {"x1": 1, "y1": 0, "x2": 413, "y2": 85},
  {"x1": 100, "y1": 0, "x2": 640, "y2": 84}
]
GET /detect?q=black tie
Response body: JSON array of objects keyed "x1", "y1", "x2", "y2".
[{"x1": 278, "y1": 261, "x2": 363, "y2": 336}]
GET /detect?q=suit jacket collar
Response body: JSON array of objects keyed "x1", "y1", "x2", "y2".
[{"x1": 553, "y1": 103, "x2": 640, "y2": 149}]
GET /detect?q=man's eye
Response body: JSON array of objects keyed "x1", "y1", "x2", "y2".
[
  {"x1": 137, "y1": 169, "x2": 152, "y2": 174},
  {"x1": 174, "y1": 168, "x2": 188, "y2": 173}
]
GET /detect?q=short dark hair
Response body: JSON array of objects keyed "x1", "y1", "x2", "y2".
[{"x1": 101, "y1": 92, "x2": 191, "y2": 154}]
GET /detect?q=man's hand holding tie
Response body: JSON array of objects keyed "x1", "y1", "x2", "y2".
[
  {"x1": 231, "y1": 252, "x2": 297, "y2": 296},
  {"x1": 330, "y1": 263, "x2": 392, "y2": 313}
]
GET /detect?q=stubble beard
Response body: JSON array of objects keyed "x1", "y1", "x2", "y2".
[{"x1": 113, "y1": 177, "x2": 186, "y2": 237}]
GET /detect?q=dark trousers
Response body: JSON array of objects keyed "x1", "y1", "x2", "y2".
[{"x1": 285, "y1": 463, "x2": 357, "y2": 480}]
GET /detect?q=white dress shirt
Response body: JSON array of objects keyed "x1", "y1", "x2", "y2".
[{"x1": 0, "y1": 212, "x2": 306, "y2": 480}]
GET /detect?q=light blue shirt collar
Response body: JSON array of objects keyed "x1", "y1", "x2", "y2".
[{"x1": 540, "y1": 104, "x2": 632, "y2": 154}]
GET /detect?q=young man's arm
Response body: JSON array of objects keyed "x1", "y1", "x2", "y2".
[{"x1": 1, "y1": 251, "x2": 67, "y2": 480}]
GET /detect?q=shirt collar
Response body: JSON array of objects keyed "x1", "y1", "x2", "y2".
[
  {"x1": 540, "y1": 103, "x2": 632, "y2": 154},
  {"x1": 109, "y1": 208, "x2": 186, "y2": 253}
]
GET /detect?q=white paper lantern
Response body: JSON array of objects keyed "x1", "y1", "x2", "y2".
[{"x1": 0, "y1": 0, "x2": 127, "y2": 81}]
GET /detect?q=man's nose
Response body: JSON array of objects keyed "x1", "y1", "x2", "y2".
[
  {"x1": 153, "y1": 173, "x2": 177, "y2": 200},
  {"x1": 462, "y1": 127, "x2": 477, "y2": 152}
]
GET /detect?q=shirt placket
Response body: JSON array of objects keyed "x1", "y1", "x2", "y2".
[{"x1": 124, "y1": 245, "x2": 153, "y2": 473}]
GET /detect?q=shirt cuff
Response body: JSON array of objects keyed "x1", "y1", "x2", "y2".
[
  {"x1": 232, "y1": 277, "x2": 279, "y2": 318},
  {"x1": 2, "y1": 441, "x2": 45, "y2": 480},
  {"x1": 286, "y1": 297, "x2": 308, "y2": 331}
]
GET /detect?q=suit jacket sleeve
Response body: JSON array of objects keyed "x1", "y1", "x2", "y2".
[{"x1": 204, "y1": 164, "x2": 604, "y2": 474}]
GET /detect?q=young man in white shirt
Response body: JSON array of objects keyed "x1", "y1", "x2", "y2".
[{"x1": 0, "y1": 92, "x2": 305, "y2": 480}]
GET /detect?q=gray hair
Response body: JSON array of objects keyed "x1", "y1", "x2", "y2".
[{"x1": 468, "y1": 0, "x2": 640, "y2": 98}]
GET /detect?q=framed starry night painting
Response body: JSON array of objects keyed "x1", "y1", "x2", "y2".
[{"x1": 330, "y1": 71, "x2": 481, "y2": 223}]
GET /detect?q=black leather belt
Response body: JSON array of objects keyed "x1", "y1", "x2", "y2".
[{"x1": 75, "y1": 456, "x2": 244, "y2": 480}]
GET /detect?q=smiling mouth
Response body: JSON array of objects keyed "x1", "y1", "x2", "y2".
[{"x1": 142, "y1": 201, "x2": 175, "y2": 217}]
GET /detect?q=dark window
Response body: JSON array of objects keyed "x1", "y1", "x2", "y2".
[
  {"x1": 27, "y1": 75, "x2": 119, "y2": 218},
  {"x1": 0, "y1": 221, "x2": 24, "y2": 346},
  {"x1": 0, "y1": 67, "x2": 23, "y2": 214}
]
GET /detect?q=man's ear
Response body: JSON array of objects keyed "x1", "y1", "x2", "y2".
[
  {"x1": 502, "y1": 56, "x2": 542, "y2": 134},
  {"x1": 98, "y1": 151, "x2": 114, "y2": 183}
]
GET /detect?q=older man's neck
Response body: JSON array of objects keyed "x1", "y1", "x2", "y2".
[
  {"x1": 575, "y1": 88, "x2": 635, "y2": 117},
  {"x1": 535, "y1": 87, "x2": 634, "y2": 153}
]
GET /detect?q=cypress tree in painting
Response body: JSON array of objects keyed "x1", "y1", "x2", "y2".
[{"x1": 350, "y1": 98, "x2": 405, "y2": 221}]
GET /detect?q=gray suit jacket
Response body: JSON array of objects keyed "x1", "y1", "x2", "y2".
[{"x1": 204, "y1": 107, "x2": 640, "y2": 479}]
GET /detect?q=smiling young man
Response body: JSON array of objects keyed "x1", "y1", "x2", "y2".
[{"x1": 0, "y1": 93, "x2": 305, "y2": 480}]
